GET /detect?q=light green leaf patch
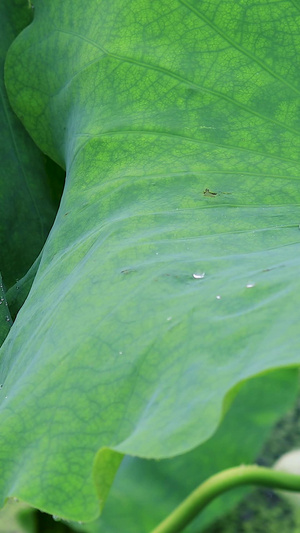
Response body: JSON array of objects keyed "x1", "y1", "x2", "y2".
[{"x1": 2, "y1": 0, "x2": 300, "y2": 522}]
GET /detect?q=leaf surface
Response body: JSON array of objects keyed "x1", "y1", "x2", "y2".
[
  {"x1": 84, "y1": 370, "x2": 299, "y2": 532},
  {"x1": 2, "y1": 0, "x2": 300, "y2": 521}
]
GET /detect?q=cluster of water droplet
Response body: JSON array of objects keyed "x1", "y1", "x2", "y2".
[{"x1": 192, "y1": 272, "x2": 256, "y2": 300}]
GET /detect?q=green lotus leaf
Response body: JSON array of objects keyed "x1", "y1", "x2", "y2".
[{"x1": 2, "y1": 0, "x2": 300, "y2": 522}]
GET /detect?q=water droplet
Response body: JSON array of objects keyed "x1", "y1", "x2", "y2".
[
  {"x1": 155, "y1": 252, "x2": 159, "y2": 255},
  {"x1": 4, "y1": 396, "x2": 8, "y2": 399},
  {"x1": 193, "y1": 272, "x2": 205, "y2": 279},
  {"x1": 167, "y1": 316, "x2": 172, "y2": 321},
  {"x1": 246, "y1": 282, "x2": 255, "y2": 288},
  {"x1": 52, "y1": 515, "x2": 61, "y2": 522},
  {"x1": 216, "y1": 295, "x2": 221, "y2": 300},
  {"x1": 0, "y1": 385, "x2": 3, "y2": 389},
  {"x1": 119, "y1": 351, "x2": 123, "y2": 355},
  {"x1": 5, "y1": 316, "x2": 10, "y2": 322}
]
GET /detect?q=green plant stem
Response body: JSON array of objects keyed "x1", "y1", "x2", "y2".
[{"x1": 150, "y1": 464, "x2": 300, "y2": 533}]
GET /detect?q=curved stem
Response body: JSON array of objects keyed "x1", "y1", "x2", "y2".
[{"x1": 150, "y1": 464, "x2": 300, "y2": 533}]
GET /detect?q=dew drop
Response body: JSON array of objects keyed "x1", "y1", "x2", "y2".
[
  {"x1": 167, "y1": 316, "x2": 172, "y2": 321},
  {"x1": 52, "y1": 515, "x2": 61, "y2": 522},
  {"x1": 119, "y1": 351, "x2": 123, "y2": 355},
  {"x1": 193, "y1": 272, "x2": 205, "y2": 279},
  {"x1": 155, "y1": 252, "x2": 159, "y2": 255},
  {"x1": 6, "y1": 316, "x2": 10, "y2": 322},
  {"x1": 246, "y1": 282, "x2": 255, "y2": 288},
  {"x1": 216, "y1": 295, "x2": 221, "y2": 300},
  {"x1": 0, "y1": 385, "x2": 2, "y2": 389}
]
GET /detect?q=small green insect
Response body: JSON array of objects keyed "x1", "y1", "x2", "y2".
[{"x1": 203, "y1": 188, "x2": 217, "y2": 197}]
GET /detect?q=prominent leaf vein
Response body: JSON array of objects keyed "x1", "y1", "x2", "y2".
[
  {"x1": 74, "y1": 131, "x2": 300, "y2": 166},
  {"x1": 56, "y1": 29, "x2": 300, "y2": 139},
  {"x1": 179, "y1": 0, "x2": 300, "y2": 98}
]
